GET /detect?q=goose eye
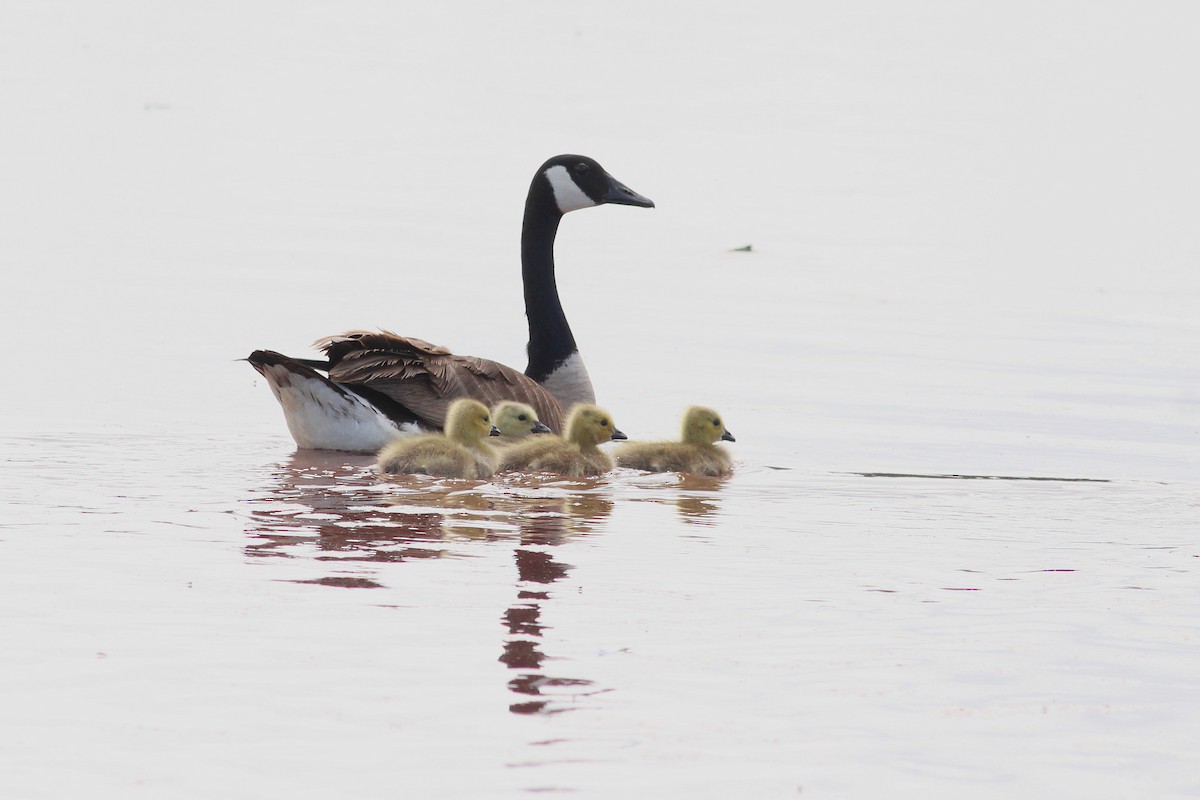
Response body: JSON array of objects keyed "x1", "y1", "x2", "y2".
[
  {"x1": 600, "y1": 419, "x2": 609, "y2": 427},
  {"x1": 713, "y1": 419, "x2": 721, "y2": 427},
  {"x1": 518, "y1": 414, "x2": 527, "y2": 422},
  {"x1": 574, "y1": 162, "x2": 589, "y2": 175}
]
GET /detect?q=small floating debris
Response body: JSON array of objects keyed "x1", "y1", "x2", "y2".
[
  {"x1": 290, "y1": 576, "x2": 384, "y2": 589},
  {"x1": 849, "y1": 472, "x2": 1110, "y2": 483},
  {"x1": 729, "y1": 244, "x2": 753, "y2": 252}
]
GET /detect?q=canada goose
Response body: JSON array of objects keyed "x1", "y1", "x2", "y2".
[
  {"x1": 377, "y1": 398, "x2": 501, "y2": 478},
  {"x1": 498, "y1": 404, "x2": 626, "y2": 477},
  {"x1": 614, "y1": 406, "x2": 735, "y2": 476},
  {"x1": 491, "y1": 401, "x2": 552, "y2": 447},
  {"x1": 247, "y1": 154, "x2": 653, "y2": 452}
]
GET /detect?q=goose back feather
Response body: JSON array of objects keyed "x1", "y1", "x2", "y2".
[{"x1": 316, "y1": 330, "x2": 565, "y2": 433}]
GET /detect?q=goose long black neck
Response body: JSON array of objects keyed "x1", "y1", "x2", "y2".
[{"x1": 521, "y1": 185, "x2": 575, "y2": 383}]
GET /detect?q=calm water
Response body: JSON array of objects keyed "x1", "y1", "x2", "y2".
[{"x1": 3, "y1": 3, "x2": 1199, "y2": 798}]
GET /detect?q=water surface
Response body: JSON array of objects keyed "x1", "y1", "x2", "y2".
[{"x1": 2, "y1": 2, "x2": 1199, "y2": 798}]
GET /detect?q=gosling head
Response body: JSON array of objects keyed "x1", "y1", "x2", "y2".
[
  {"x1": 491, "y1": 401, "x2": 552, "y2": 437},
  {"x1": 565, "y1": 404, "x2": 626, "y2": 447},
  {"x1": 682, "y1": 406, "x2": 735, "y2": 445},
  {"x1": 536, "y1": 155, "x2": 655, "y2": 215},
  {"x1": 445, "y1": 398, "x2": 501, "y2": 443}
]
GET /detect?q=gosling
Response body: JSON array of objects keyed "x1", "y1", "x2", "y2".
[
  {"x1": 498, "y1": 404, "x2": 626, "y2": 477},
  {"x1": 377, "y1": 398, "x2": 501, "y2": 478},
  {"x1": 614, "y1": 406, "x2": 735, "y2": 476},
  {"x1": 490, "y1": 401, "x2": 552, "y2": 447}
]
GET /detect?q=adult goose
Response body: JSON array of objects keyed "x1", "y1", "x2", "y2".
[{"x1": 248, "y1": 154, "x2": 653, "y2": 452}]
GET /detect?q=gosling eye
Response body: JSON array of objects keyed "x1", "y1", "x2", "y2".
[
  {"x1": 574, "y1": 162, "x2": 590, "y2": 175},
  {"x1": 712, "y1": 419, "x2": 721, "y2": 427},
  {"x1": 518, "y1": 414, "x2": 528, "y2": 422},
  {"x1": 599, "y1": 419, "x2": 609, "y2": 427}
]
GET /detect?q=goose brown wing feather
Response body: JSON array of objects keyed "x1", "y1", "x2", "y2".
[{"x1": 314, "y1": 330, "x2": 565, "y2": 433}]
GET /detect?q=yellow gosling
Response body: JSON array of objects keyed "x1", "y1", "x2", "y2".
[
  {"x1": 498, "y1": 404, "x2": 625, "y2": 477},
  {"x1": 614, "y1": 406, "x2": 735, "y2": 476},
  {"x1": 490, "y1": 401, "x2": 553, "y2": 447},
  {"x1": 377, "y1": 398, "x2": 500, "y2": 478}
]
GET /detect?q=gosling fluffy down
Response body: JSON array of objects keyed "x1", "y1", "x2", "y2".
[
  {"x1": 614, "y1": 406, "x2": 735, "y2": 476},
  {"x1": 498, "y1": 404, "x2": 625, "y2": 477},
  {"x1": 490, "y1": 401, "x2": 552, "y2": 447},
  {"x1": 377, "y1": 398, "x2": 500, "y2": 478}
]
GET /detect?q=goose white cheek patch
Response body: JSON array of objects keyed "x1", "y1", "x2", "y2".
[{"x1": 545, "y1": 165, "x2": 597, "y2": 213}]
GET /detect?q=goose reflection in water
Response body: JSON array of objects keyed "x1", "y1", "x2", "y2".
[
  {"x1": 494, "y1": 476, "x2": 728, "y2": 713},
  {"x1": 245, "y1": 457, "x2": 731, "y2": 713},
  {"x1": 497, "y1": 477, "x2": 614, "y2": 715},
  {"x1": 242, "y1": 451, "x2": 460, "y2": 578},
  {"x1": 244, "y1": 453, "x2": 620, "y2": 714}
]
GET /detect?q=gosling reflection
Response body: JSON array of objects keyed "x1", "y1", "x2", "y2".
[
  {"x1": 499, "y1": 482, "x2": 613, "y2": 715},
  {"x1": 247, "y1": 456, "x2": 615, "y2": 713},
  {"x1": 623, "y1": 472, "x2": 729, "y2": 526},
  {"x1": 675, "y1": 493, "x2": 722, "y2": 522},
  {"x1": 673, "y1": 474, "x2": 728, "y2": 525},
  {"x1": 384, "y1": 481, "x2": 517, "y2": 540}
]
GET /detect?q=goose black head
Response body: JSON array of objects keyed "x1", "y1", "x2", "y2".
[{"x1": 538, "y1": 154, "x2": 655, "y2": 214}]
